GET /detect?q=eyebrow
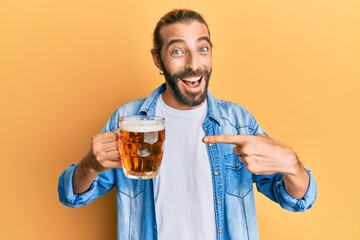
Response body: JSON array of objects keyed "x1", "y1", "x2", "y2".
[
  {"x1": 166, "y1": 36, "x2": 212, "y2": 50},
  {"x1": 198, "y1": 36, "x2": 212, "y2": 47}
]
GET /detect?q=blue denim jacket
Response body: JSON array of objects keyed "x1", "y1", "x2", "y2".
[{"x1": 58, "y1": 84, "x2": 317, "y2": 240}]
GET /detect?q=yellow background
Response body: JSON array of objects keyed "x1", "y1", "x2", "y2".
[{"x1": 1, "y1": 0, "x2": 359, "y2": 239}]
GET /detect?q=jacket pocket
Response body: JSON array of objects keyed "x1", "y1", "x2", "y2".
[
  {"x1": 224, "y1": 152, "x2": 253, "y2": 198},
  {"x1": 115, "y1": 170, "x2": 146, "y2": 198}
]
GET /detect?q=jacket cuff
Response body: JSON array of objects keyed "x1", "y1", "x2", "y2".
[
  {"x1": 59, "y1": 164, "x2": 98, "y2": 208},
  {"x1": 276, "y1": 168, "x2": 317, "y2": 212}
]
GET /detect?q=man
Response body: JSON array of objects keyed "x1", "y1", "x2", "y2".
[{"x1": 58, "y1": 9, "x2": 317, "y2": 240}]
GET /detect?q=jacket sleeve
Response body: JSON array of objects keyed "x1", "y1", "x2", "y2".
[
  {"x1": 58, "y1": 164, "x2": 116, "y2": 208},
  {"x1": 58, "y1": 106, "x2": 123, "y2": 208},
  {"x1": 254, "y1": 169, "x2": 317, "y2": 212},
  {"x1": 247, "y1": 111, "x2": 317, "y2": 212}
]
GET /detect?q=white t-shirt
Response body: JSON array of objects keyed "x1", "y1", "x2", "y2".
[{"x1": 154, "y1": 95, "x2": 217, "y2": 240}]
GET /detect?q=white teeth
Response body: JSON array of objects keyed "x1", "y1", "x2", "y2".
[{"x1": 182, "y1": 77, "x2": 202, "y2": 82}]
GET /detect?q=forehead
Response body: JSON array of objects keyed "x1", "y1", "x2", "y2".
[{"x1": 159, "y1": 21, "x2": 210, "y2": 45}]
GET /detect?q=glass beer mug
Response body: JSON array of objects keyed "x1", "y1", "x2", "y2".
[{"x1": 117, "y1": 116, "x2": 165, "y2": 179}]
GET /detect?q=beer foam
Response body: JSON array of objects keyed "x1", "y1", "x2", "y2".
[{"x1": 120, "y1": 120, "x2": 165, "y2": 132}]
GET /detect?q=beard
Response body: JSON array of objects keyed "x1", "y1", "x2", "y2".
[{"x1": 160, "y1": 59, "x2": 212, "y2": 107}]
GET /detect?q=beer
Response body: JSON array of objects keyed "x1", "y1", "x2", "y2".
[{"x1": 118, "y1": 116, "x2": 165, "y2": 179}]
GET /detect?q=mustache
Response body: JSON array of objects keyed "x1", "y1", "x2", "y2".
[{"x1": 172, "y1": 68, "x2": 210, "y2": 80}]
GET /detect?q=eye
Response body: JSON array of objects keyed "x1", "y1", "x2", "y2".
[
  {"x1": 170, "y1": 49, "x2": 184, "y2": 56},
  {"x1": 199, "y1": 46, "x2": 209, "y2": 53}
]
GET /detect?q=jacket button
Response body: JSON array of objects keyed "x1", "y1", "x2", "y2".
[
  {"x1": 219, "y1": 229, "x2": 223, "y2": 234},
  {"x1": 218, "y1": 200, "x2": 222, "y2": 205},
  {"x1": 214, "y1": 171, "x2": 219, "y2": 176},
  {"x1": 209, "y1": 143, "x2": 214, "y2": 147}
]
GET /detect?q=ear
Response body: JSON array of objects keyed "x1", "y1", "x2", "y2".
[{"x1": 151, "y1": 49, "x2": 162, "y2": 70}]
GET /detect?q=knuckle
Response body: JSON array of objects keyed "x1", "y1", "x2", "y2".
[
  {"x1": 92, "y1": 134, "x2": 101, "y2": 142},
  {"x1": 101, "y1": 160, "x2": 110, "y2": 168},
  {"x1": 106, "y1": 132, "x2": 117, "y2": 139},
  {"x1": 242, "y1": 144, "x2": 253, "y2": 154},
  {"x1": 91, "y1": 146, "x2": 98, "y2": 156},
  {"x1": 92, "y1": 144, "x2": 100, "y2": 155},
  {"x1": 246, "y1": 163, "x2": 257, "y2": 173},
  {"x1": 92, "y1": 146, "x2": 105, "y2": 161},
  {"x1": 94, "y1": 154, "x2": 103, "y2": 163},
  {"x1": 223, "y1": 134, "x2": 231, "y2": 142}
]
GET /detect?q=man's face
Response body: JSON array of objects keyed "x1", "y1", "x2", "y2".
[{"x1": 155, "y1": 21, "x2": 212, "y2": 109}]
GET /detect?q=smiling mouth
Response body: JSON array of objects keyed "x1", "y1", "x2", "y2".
[{"x1": 180, "y1": 76, "x2": 203, "y2": 88}]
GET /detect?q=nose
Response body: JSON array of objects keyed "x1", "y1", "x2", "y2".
[{"x1": 185, "y1": 51, "x2": 200, "y2": 71}]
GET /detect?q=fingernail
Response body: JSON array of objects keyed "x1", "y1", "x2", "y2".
[{"x1": 203, "y1": 137, "x2": 209, "y2": 143}]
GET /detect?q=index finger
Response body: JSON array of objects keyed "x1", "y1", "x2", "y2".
[
  {"x1": 202, "y1": 134, "x2": 249, "y2": 145},
  {"x1": 93, "y1": 132, "x2": 118, "y2": 143}
]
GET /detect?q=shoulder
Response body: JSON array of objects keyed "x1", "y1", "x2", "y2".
[
  {"x1": 214, "y1": 98, "x2": 255, "y2": 120},
  {"x1": 213, "y1": 98, "x2": 261, "y2": 133},
  {"x1": 117, "y1": 98, "x2": 146, "y2": 115},
  {"x1": 102, "y1": 98, "x2": 146, "y2": 132}
]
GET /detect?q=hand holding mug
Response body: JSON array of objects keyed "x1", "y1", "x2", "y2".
[{"x1": 89, "y1": 132, "x2": 122, "y2": 172}]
